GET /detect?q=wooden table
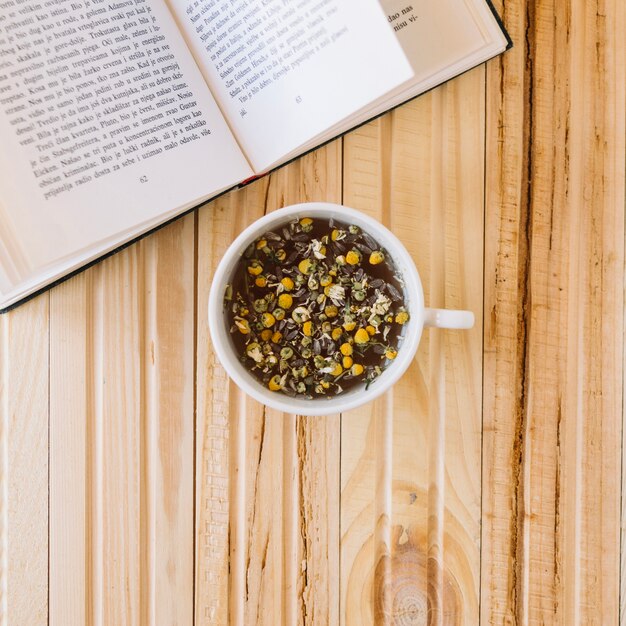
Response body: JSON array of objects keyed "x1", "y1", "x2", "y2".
[{"x1": 2, "y1": 1, "x2": 624, "y2": 624}]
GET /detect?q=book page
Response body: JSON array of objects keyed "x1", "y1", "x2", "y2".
[
  {"x1": 273, "y1": 0, "x2": 507, "y2": 159},
  {"x1": 167, "y1": 0, "x2": 414, "y2": 171},
  {"x1": 381, "y1": 0, "x2": 505, "y2": 79},
  {"x1": 0, "y1": 0, "x2": 252, "y2": 285}
]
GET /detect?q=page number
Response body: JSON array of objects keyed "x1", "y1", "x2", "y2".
[
  {"x1": 295, "y1": 95, "x2": 302, "y2": 104},
  {"x1": 139, "y1": 175, "x2": 148, "y2": 183}
]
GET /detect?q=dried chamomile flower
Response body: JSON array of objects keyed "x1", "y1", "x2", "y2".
[
  {"x1": 354, "y1": 328, "x2": 370, "y2": 344},
  {"x1": 246, "y1": 343, "x2": 263, "y2": 363},
  {"x1": 369, "y1": 251, "x2": 385, "y2": 265},
  {"x1": 351, "y1": 364, "x2": 364, "y2": 376},
  {"x1": 253, "y1": 298, "x2": 268, "y2": 313},
  {"x1": 292, "y1": 306, "x2": 310, "y2": 323},
  {"x1": 340, "y1": 343, "x2": 353, "y2": 356},
  {"x1": 261, "y1": 312, "x2": 276, "y2": 327},
  {"x1": 343, "y1": 318, "x2": 357, "y2": 331},
  {"x1": 310, "y1": 239, "x2": 326, "y2": 259},
  {"x1": 235, "y1": 318, "x2": 250, "y2": 334},
  {"x1": 247, "y1": 260, "x2": 263, "y2": 275},
  {"x1": 327, "y1": 284, "x2": 345, "y2": 305},
  {"x1": 300, "y1": 217, "x2": 314, "y2": 232},
  {"x1": 346, "y1": 249, "x2": 361, "y2": 265},
  {"x1": 278, "y1": 294, "x2": 293, "y2": 309},
  {"x1": 395, "y1": 309, "x2": 410, "y2": 325},
  {"x1": 298, "y1": 258, "x2": 314, "y2": 275},
  {"x1": 268, "y1": 375, "x2": 284, "y2": 391}
]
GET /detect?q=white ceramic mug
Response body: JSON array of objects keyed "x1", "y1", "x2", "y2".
[{"x1": 208, "y1": 202, "x2": 474, "y2": 416}]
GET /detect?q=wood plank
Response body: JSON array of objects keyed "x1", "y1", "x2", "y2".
[
  {"x1": 340, "y1": 67, "x2": 484, "y2": 625},
  {"x1": 195, "y1": 141, "x2": 342, "y2": 625},
  {"x1": 0, "y1": 295, "x2": 49, "y2": 626},
  {"x1": 482, "y1": 0, "x2": 625, "y2": 623},
  {"x1": 49, "y1": 215, "x2": 196, "y2": 625},
  {"x1": 143, "y1": 217, "x2": 195, "y2": 626},
  {"x1": 49, "y1": 273, "x2": 89, "y2": 626}
]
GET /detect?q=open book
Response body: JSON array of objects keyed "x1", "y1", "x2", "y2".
[{"x1": 0, "y1": 0, "x2": 509, "y2": 310}]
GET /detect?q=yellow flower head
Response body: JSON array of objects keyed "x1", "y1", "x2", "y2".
[
  {"x1": 346, "y1": 249, "x2": 361, "y2": 265},
  {"x1": 369, "y1": 251, "x2": 385, "y2": 265},
  {"x1": 331, "y1": 363, "x2": 343, "y2": 377},
  {"x1": 278, "y1": 293, "x2": 293, "y2": 309},
  {"x1": 268, "y1": 375, "x2": 283, "y2": 391},
  {"x1": 298, "y1": 258, "x2": 314, "y2": 275},
  {"x1": 261, "y1": 313, "x2": 276, "y2": 328},
  {"x1": 247, "y1": 260, "x2": 263, "y2": 275},
  {"x1": 354, "y1": 328, "x2": 370, "y2": 344},
  {"x1": 235, "y1": 318, "x2": 250, "y2": 334},
  {"x1": 395, "y1": 310, "x2": 410, "y2": 325},
  {"x1": 331, "y1": 327, "x2": 343, "y2": 341},
  {"x1": 300, "y1": 217, "x2": 314, "y2": 233},
  {"x1": 351, "y1": 363, "x2": 364, "y2": 376}
]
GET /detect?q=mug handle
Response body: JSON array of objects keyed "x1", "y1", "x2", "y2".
[{"x1": 424, "y1": 308, "x2": 475, "y2": 329}]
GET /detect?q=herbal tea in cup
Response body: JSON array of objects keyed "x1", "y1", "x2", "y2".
[{"x1": 224, "y1": 215, "x2": 410, "y2": 399}]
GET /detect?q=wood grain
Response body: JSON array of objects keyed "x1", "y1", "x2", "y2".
[
  {"x1": 482, "y1": 0, "x2": 625, "y2": 623},
  {"x1": 48, "y1": 216, "x2": 195, "y2": 625},
  {"x1": 0, "y1": 295, "x2": 49, "y2": 626},
  {"x1": 340, "y1": 67, "x2": 485, "y2": 626}
]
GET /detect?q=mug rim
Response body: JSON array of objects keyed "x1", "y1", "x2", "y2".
[{"x1": 208, "y1": 202, "x2": 424, "y2": 415}]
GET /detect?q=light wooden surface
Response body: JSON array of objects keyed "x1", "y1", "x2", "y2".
[{"x1": 1, "y1": 0, "x2": 624, "y2": 623}]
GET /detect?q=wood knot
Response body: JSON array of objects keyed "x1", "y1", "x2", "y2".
[{"x1": 374, "y1": 526, "x2": 461, "y2": 626}]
